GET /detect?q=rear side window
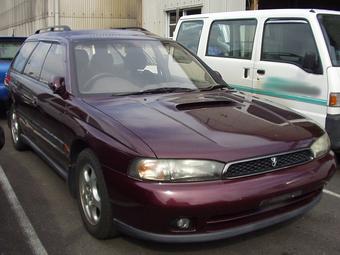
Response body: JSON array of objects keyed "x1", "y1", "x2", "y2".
[
  {"x1": 40, "y1": 44, "x2": 66, "y2": 84},
  {"x1": 176, "y1": 20, "x2": 204, "y2": 54},
  {"x1": 12, "y1": 42, "x2": 38, "y2": 72},
  {"x1": 207, "y1": 19, "x2": 257, "y2": 59},
  {"x1": 24, "y1": 42, "x2": 51, "y2": 80},
  {"x1": 261, "y1": 19, "x2": 322, "y2": 73}
]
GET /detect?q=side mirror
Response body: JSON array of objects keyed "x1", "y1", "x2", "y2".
[
  {"x1": 49, "y1": 77, "x2": 68, "y2": 98},
  {"x1": 214, "y1": 71, "x2": 223, "y2": 81},
  {"x1": 302, "y1": 52, "x2": 322, "y2": 74}
]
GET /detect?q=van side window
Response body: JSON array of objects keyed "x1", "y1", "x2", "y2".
[
  {"x1": 24, "y1": 42, "x2": 51, "y2": 80},
  {"x1": 12, "y1": 42, "x2": 38, "y2": 72},
  {"x1": 206, "y1": 19, "x2": 257, "y2": 59},
  {"x1": 40, "y1": 44, "x2": 66, "y2": 84},
  {"x1": 261, "y1": 20, "x2": 322, "y2": 73},
  {"x1": 176, "y1": 20, "x2": 204, "y2": 54}
]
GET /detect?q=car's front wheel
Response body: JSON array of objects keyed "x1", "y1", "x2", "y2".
[
  {"x1": 9, "y1": 106, "x2": 27, "y2": 150},
  {"x1": 75, "y1": 149, "x2": 118, "y2": 239}
]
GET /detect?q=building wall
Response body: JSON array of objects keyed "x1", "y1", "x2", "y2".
[
  {"x1": 0, "y1": 0, "x2": 244, "y2": 36},
  {"x1": 142, "y1": 0, "x2": 246, "y2": 37},
  {"x1": 0, "y1": 0, "x2": 50, "y2": 36},
  {"x1": 58, "y1": 0, "x2": 142, "y2": 30},
  {"x1": 0, "y1": 0, "x2": 142, "y2": 36}
]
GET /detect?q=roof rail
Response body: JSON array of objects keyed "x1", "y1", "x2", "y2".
[
  {"x1": 35, "y1": 25, "x2": 71, "y2": 34},
  {"x1": 112, "y1": 27, "x2": 149, "y2": 32}
]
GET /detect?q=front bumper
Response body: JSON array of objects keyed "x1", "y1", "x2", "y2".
[
  {"x1": 326, "y1": 114, "x2": 340, "y2": 151},
  {"x1": 114, "y1": 193, "x2": 321, "y2": 243},
  {"x1": 104, "y1": 152, "x2": 336, "y2": 242}
]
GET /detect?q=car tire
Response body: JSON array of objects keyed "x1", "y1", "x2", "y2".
[
  {"x1": 75, "y1": 148, "x2": 118, "y2": 239},
  {"x1": 9, "y1": 106, "x2": 27, "y2": 151}
]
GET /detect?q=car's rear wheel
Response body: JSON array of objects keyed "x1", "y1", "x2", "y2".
[
  {"x1": 75, "y1": 149, "x2": 118, "y2": 239},
  {"x1": 9, "y1": 106, "x2": 27, "y2": 150}
]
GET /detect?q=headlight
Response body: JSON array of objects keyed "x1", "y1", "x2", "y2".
[
  {"x1": 310, "y1": 133, "x2": 331, "y2": 158},
  {"x1": 128, "y1": 159, "x2": 225, "y2": 182}
]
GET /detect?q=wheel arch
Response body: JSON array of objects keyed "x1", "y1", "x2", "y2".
[{"x1": 68, "y1": 138, "x2": 91, "y2": 197}]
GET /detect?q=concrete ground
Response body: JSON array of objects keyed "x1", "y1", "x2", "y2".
[{"x1": 0, "y1": 119, "x2": 339, "y2": 255}]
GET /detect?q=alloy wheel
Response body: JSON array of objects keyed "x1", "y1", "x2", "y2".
[
  {"x1": 79, "y1": 164, "x2": 102, "y2": 225},
  {"x1": 11, "y1": 111, "x2": 19, "y2": 143}
]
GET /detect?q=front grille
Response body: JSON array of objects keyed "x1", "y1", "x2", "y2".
[{"x1": 223, "y1": 149, "x2": 313, "y2": 179}]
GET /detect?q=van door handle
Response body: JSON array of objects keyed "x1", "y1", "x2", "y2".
[
  {"x1": 244, "y1": 68, "x2": 250, "y2": 78},
  {"x1": 257, "y1": 69, "x2": 265, "y2": 75}
]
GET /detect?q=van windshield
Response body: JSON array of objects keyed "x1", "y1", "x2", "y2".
[{"x1": 318, "y1": 14, "x2": 340, "y2": 66}]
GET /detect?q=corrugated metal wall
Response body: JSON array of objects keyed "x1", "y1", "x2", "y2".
[
  {"x1": 142, "y1": 0, "x2": 246, "y2": 37},
  {"x1": 0, "y1": 0, "x2": 50, "y2": 36},
  {"x1": 59, "y1": 0, "x2": 142, "y2": 30},
  {"x1": 0, "y1": 0, "x2": 142, "y2": 36}
]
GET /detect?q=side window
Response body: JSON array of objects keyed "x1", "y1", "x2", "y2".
[
  {"x1": 24, "y1": 42, "x2": 51, "y2": 79},
  {"x1": 207, "y1": 19, "x2": 257, "y2": 59},
  {"x1": 261, "y1": 20, "x2": 321, "y2": 73},
  {"x1": 12, "y1": 42, "x2": 38, "y2": 72},
  {"x1": 40, "y1": 44, "x2": 66, "y2": 84},
  {"x1": 176, "y1": 20, "x2": 204, "y2": 54}
]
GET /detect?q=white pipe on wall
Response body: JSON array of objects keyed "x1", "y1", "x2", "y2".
[{"x1": 54, "y1": 0, "x2": 59, "y2": 26}]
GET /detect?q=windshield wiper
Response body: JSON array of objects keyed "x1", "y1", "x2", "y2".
[
  {"x1": 200, "y1": 84, "x2": 231, "y2": 91},
  {"x1": 112, "y1": 87, "x2": 197, "y2": 96}
]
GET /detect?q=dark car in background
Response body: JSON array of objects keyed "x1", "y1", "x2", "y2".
[
  {"x1": 0, "y1": 36, "x2": 26, "y2": 112},
  {"x1": 6, "y1": 26, "x2": 336, "y2": 242}
]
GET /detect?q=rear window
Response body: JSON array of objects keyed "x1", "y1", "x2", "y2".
[
  {"x1": 176, "y1": 20, "x2": 204, "y2": 54},
  {"x1": 207, "y1": 19, "x2": 257, "y2": 59},
  {"x1": 12, "y1": 41, "x2": 38, "y2": 72},
  {"x1": 24, "y1": 42, "x2": 51, "y2": 80},
  {"x1": 0, "y1": 41, "x2": 23, "y2": 60}
]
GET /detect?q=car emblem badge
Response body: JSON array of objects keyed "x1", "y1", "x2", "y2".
[{"x1": 271, "y1": 157, "x2": 278, "y2": 167}]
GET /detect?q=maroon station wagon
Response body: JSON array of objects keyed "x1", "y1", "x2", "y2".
[{"x1": 7, "y1": 26, "x2": 336, "y2": 242}]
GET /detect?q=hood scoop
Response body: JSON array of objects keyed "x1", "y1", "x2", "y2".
[{"x1": 176, "y1": 100, "x2": 236, "y2": 111}]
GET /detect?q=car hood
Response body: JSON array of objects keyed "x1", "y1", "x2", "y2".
[
  {"x1": 0, "y1": 60, "x2": 10, "y2": 84},
  {"x1": 83, "y1": 90, "x2": 322, "y2": 162}
]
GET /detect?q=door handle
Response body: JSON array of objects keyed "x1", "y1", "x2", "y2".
[
  {"x1": 244, "y1": 68, "x2": 250, "y2": 78},
  {"x1": 32, "y1": 96, "x2": 38, "y2": 106},
  {"x1": 257, "y1": 69, "x2": 265, "y2": 75}
]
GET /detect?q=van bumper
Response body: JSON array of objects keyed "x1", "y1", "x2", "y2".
[{"x1": 326, "y1": 114, "x2": 340, "y2": 151}]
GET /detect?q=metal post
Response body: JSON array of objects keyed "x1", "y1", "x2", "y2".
[{"x1": 54, "y1": 0, "x2": 60, "y2": 26}]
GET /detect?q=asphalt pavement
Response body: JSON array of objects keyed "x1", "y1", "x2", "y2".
[{"x1": 0, "y1": 119, "x2": 339, "y2": 255}]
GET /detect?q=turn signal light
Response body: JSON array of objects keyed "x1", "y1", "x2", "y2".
[{"x1": 329, "y1": 93, "x2": 340, "y2": 107}]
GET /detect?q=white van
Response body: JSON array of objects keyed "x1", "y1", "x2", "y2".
[{"x1": 174, "y1": 9, "x2": 340, "y2": 151}]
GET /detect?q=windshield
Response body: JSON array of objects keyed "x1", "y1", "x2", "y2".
[
  {"x1": 318, "y1": 14, "x2": 340, "y2": 66},
  {"x1": 0, "y1": 41, "x2": 22, "y2": 60},
  {"x1": 74, "y1": 39, "x2": 217, "y2": 95}
]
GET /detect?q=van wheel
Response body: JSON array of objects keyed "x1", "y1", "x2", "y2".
[
  {"x1": 75, "y1": 149, "x2": 118, "y2": 239},
  {"x1": 9, "y1": 106, "x2": 27, "y2": 151}
]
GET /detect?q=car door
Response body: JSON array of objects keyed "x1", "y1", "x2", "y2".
[
  {"x1": 199, "y1": 18, "x2": 257, "y2": 90},
  {"x1": 10, "y1": 41, "x2": 38, "y2": 139},
  {"x1": 34, "y1": 43, "x2": 70, "y2": 172},
  {"x1": 252, "y1": 18, "x2": 328, "y2": 127},
  {"x1": 15, "y1": 42, "x2": 51, "y2": 145}
]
